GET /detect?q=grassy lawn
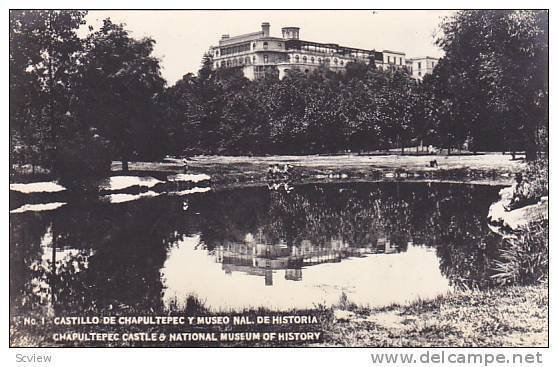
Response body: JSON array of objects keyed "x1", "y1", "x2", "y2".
[{"x1": 111, "y1": 153, "x2": 524, "y2": 188}]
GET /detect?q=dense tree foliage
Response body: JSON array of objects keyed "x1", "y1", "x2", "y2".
[
  {"x1": 162, "y1": 64, "x2": 428, "y2": 155},
  {"x1": 434, "y1": 10, "x2": 548, "y2": 158},
  {"x1": 10, "y1": 10, "x2": 548, "y2": 185},
  {"x1": 10, "y1": 10, "x2": 87, "y2": 174},
  {"x1": 76, "y1": 19, "x2": 166, "y2": 172},
  {"x1": 10, "y1": 11, "x2": 166, "y2": 186}
]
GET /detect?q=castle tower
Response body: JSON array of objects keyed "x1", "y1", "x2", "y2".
[
  {"x1": 282, "y1": 27, "x2": 300, "y2": 40},
  {"x1": 261, "y1": 22, "x2": 270, "y2": 37}
]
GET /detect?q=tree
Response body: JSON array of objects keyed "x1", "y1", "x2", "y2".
[
  {"x1": 9, "y1": 10, "x2": 87, "y2": 173},
  {"x1": 77, "y1": 19, "x2": 166, "y2": 171},
  {"x1": 383, "y1": 70, "x2": 417, "y2": 153},
  {"x1": 160, "y1": 73, "x2": 199, "y2": 156},
  {"x1": 409, "y1": 75, "x2": 438, "y2": 152},
  {"x1": 436, "y1": 10, "x2": 548, "y2": 159}
]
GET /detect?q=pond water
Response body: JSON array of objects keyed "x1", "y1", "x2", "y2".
[{"x1": 10, "y1": 181, "x2": 506, "y2": 315}]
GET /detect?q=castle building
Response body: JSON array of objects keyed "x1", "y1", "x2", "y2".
[
  {"x1": 405, "y1": 56, "x2": 439, "y2": 80},
  {"x1": 209, "y1": 22, "x2": 430, "y2": 80}
]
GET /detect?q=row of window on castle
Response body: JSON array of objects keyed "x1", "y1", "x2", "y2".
[
  {"x1": 220, "y1": 43, "x2": 252, "y2": 56},
  {"x1": 219, "y1": 56, "x2": 256, "y2": 67},
  {"x1": 217, "y1": 41, "x2": 379, "y2": 61},
  {"x1": 216, "y1": 40, "x2": 368, "y2": 58},
  {"x1": 217, "y1": 41, "x2": 283, "y2": 57},
  {"x1": 415, "y1": 61, "x2": 436, "y2": 69},
  {"x1": 217, "y1": 55, "x2": 410, "y2": 68},
  {"x1": 386, "y1": 56, "x2": 404, "y2": 65},
  {"x1": 286, "y1": 55, "x2": 346, "y2": 65},
  {"x1": 217, "y1": 54, "x2": 346, "y2": 67}
]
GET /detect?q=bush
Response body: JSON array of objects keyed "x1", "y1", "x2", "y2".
[
  {"x1": 510, "y1": 158, "x2": 548, "y2": 209},
  {"x1": 493, "y1": 154, "x2": 548, "y2": 287},
  {"x1": 491, "y1": 220, "x2": 548, "y2": 285},
  {"x1": 53, "y1": 129, "x2": 112, "y2": 190}
]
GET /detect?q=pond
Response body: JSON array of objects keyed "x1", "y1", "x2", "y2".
[{"x1": 10, "y1": 181, "x2": 506, "y2": 315}]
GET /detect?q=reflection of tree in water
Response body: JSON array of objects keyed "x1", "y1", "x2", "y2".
[
  {"x1": 194, "y1": 183, "x2": 504, "y2": 289},
  {"x1": 197, "y1": 184, "x2": 416, "y2": 253},
  {"x1": 403, "y1": 184, "x2": 506, "y2": 289},
  {"x1": 10, "y1": 197, "x2": 196, "y2": 316},
  {"x1": 264, "y1": 185, "x2": 414, "y2": 251},
  {"x1": 10, "y1": 213, "x2": 50, "y2": 314}
]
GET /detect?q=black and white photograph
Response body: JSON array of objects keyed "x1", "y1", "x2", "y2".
[{"x1": 7, "y1": 7, "x2": 549, "y2": 353}]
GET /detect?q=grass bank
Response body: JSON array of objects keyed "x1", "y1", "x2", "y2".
[{"x1": 320, "y1": 284, "x2": 548, "y2": 347}]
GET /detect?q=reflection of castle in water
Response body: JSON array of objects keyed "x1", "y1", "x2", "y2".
[{"x1": 214, "y1": 233, "x2": 403, "y2": 285}]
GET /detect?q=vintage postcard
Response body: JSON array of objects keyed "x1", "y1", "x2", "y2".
[{"x1": 8, "y1": 9, "x2": 549, "y2": 351}]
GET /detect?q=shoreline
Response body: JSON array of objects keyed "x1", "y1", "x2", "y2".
[
  {"x1": 10, "y1": 153, "x2": 525, "y2": 187},
  {"x1": 122, "y1": 153, "x2": 524, "y2": 188},
  {"x1": 10, "y1": 153, "x2": 522, "y2": 211}
]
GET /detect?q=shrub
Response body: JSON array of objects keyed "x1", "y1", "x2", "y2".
[
  {"x1": 510, "y1": 158, "x2": 548, "y2": 209},
  {"x1": 491, "y1": 219, "x2": 548, "y2": 285},
  {"x1": 53, "y1": 128, "x2": 111, "y2": 191}
]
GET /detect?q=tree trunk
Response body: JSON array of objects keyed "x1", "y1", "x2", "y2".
[
  {"x1": 47, "y1": 13, "x2": 58, "y2": 169},
  {"x1": 525, "y1": 135, "x2": 538, "y2": 161},
  {"x1": 525, "y1": 108, "x2": 541, "y2": 161},
  {"x1": 50, "y1": 225, "x2": 58, "y2": 307}
]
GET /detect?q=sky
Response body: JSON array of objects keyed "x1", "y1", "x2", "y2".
[{"x1": 84, "y1": 10, "x2": 454, "y2": 86}]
